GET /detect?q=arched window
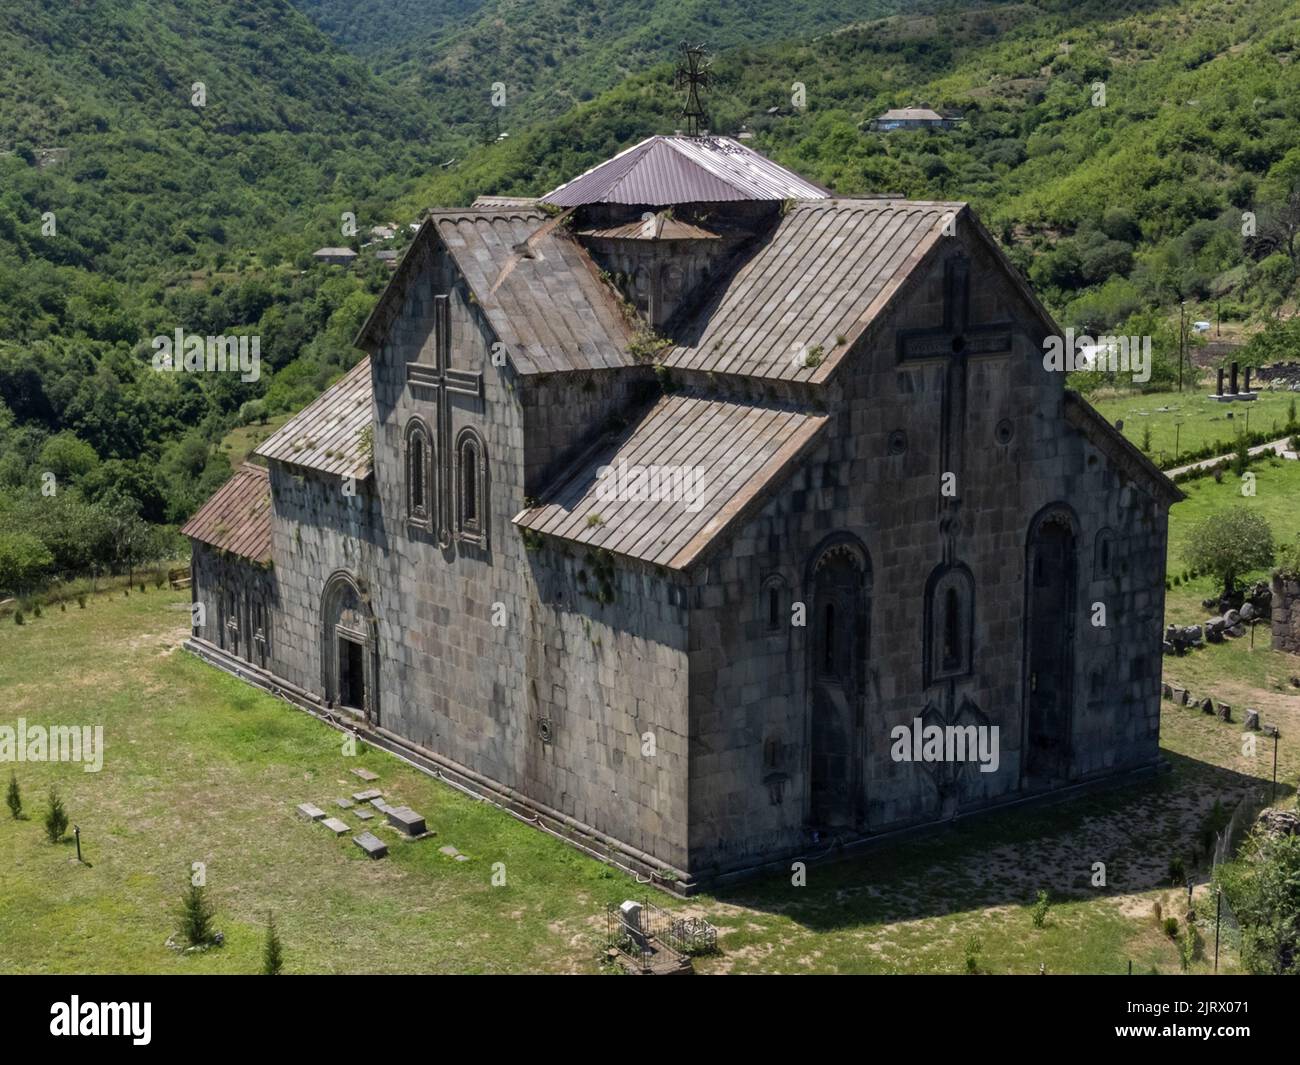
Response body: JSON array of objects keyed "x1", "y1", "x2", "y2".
[
  {"x1": 404, "y1": 418, "x2": 433, "y2": 530},
  {"x1": 456, "y1": 426, "x2": 489, "y2": 547},
  {"x1": 1093, "y1": 527, "x2": 1116, "y2": 579},
  {"x1": 761, "y1": 573, "x2": 787, "y2": 634},
  {"x1": 924, "y1": 563, "x2": 974, "y2": 685}
]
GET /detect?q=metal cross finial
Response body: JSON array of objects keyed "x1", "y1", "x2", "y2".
[{"x1": 675, "y1": 42, "x2": 712, "y2": 136}]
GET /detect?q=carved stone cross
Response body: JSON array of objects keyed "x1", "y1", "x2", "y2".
[
  {"x1": 406, "y1": 293, "x2": 483, "y2": 544},
  {"x1": 896, "y1": 255, "x2": 1013, "y2": 494}
]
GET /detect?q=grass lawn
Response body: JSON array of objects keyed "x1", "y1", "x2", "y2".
[
  {"x1": 1087, "y1": 385, "x2": 1297, "y2": 468},
  {"x1": 0, "y1": 583, "x2": 1295, "y2": 973},
  {"x1": 1165, "y1": 453, "x2": 1300, "y2": 581},
  {"x1": 218, "y1": 416, "x2": 290, "y2": 469}
]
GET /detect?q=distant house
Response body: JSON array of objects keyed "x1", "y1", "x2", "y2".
[
  {"x1": 369, "y1": 224, "x2": 398, "y2": 240},
  {"x1": 870, "y1": 107, "x2": 961, "y2": 132},
  {"x1": 313, "y1": 247, "x2": 357, "y2": 266},
  {"x1": 375, "y1": 250, "x2": 400, "y2": 269}
]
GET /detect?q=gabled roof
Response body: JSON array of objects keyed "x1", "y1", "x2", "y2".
[
  {"x1": 254, "y1": 357, "x2": 374, "y2": 479},
  {"x1": 356, "y1": 209, "x2": 637, "y2": 376},
  {"x1": 514, "y1": 390, "x2": 827, "y2": 571},
  {"x1": 180, "y1": 463, "x2": 272, "y2": 564},
  {"x1": 581, "y1": 212, "x2": 720, "y2": 241},
  {"x1": 877, "y1": 108, "x2": 948, "y2": 121},
  {"x1": 1063, "y1": 391, "x2": 1185, "y2": 507},
  {"x1": 663, "y1": 198, "x2": 964, "y2": 382},
  {"x1": 541, "y1": 135, "x2": 830, "y2": 207}
]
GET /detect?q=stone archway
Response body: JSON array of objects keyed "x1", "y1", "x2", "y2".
[
  {"x1": 805, "y1": 533, "x2": 871, "y2": 831},
  {"x1": 321, "y1": 570, "x2": 380, "y2": 726}
]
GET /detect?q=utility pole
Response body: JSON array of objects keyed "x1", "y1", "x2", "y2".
[{"x1": 1179, "y1": 300, "x2": 1188, "y2": 392}]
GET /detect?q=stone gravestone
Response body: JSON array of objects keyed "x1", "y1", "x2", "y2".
[
  {"x1": 1200, "y1": 697, "x2": 1215, "y2": 715},
  {"x1": 297, "y1": 803, "x2": 326, "y2": 821},
  {"x1": 335, "y1": 798, "x2": 354, "y2": 809},
  {"x1": 351, "y1": 768, "x2": 379, "y2": 782},
  {"x1": 1245, "y1": 708, "x2": 1260, "y2": 731},
  {"x1": 354, "y1": 831, "x2": 387, "y2": 859},
  {"x1": 386, "y1": 806, "x2": 427, "y2": 837},
  {"x1": 320, "y1": 817, "x2": 349, "y2": 836},
  {"x1": 1217, "y1": 703, "x2": 1232, "y2": 722},
  {"x1": 355, "y1": 809, "x2": 374, "y2": 821},
  {"x1": 352, "y1": 788, "x2": 383, "y2": 802},
  {"x1": 619, "y1": 900, "x2": 646, "y2": 949}
]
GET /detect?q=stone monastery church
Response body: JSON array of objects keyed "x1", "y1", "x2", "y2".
[{"x1": 183, "y1": 133, "x2": 1181, "y2": 889}]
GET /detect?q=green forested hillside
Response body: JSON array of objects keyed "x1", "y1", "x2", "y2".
[
  {"x1": 0, "y1": 0, "x2": 468, "y2": 579},
  {"x1": 289, "y1": 0, "x2": 489, "y2": 55},
  {"x1": 364, "y1": 0, "x2": 910, "y2": 131},
  {"x1": 6, "y1": 0, "x2": 1300, "y2": 592}
]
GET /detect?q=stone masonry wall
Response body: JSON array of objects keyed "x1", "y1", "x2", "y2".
[
  {"x1": 684, "y1": 227, "x2": 1168, "y2": 878},
  {"x1": 1272, "y1": 574, "x2": 1300, "y2": 654}
]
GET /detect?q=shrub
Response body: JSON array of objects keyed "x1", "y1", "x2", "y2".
[
  {"x1": 44, "y1": 787, "x2": 68, "y2": 843},
  {"x1": 13, "y1": 609, "x2": 22, "y2": 625},
  {"x1": 261, "y1": 912, "x2": 283, "y2": 975},
  {"x1": 5, "y1": 772, "x2": 20, "y2": 819},
  {"x1": 1031, "y1": 889, "x2": 1051, "y2": 928},
  {"x1": 963, "y1": 934, "x2": 982, "y2": 974},
  {"x1": 1163, "y1": 915, "x2": 1180, "y2": 939},
  {"x1": 177, "y1": 881, "x2": 217, "y2": 947},
  {"x1": 1168, "y1": 856, "x2": 1186, "y2": 884}
]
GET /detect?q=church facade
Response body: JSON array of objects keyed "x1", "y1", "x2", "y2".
[{"x1": 183, "y1": 135, "x2": 1181, "y2": 891}]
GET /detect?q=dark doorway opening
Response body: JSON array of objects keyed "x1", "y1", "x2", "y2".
[
  {"x1": 339, "y1": 637, "x2": 365, "y2": 712},
  {"x1": 809, "y1": 546, "x2": 868, "y2": 830},
  {"x1": 1024, "y1": 515, "x2": 1075, "y2": 789}
]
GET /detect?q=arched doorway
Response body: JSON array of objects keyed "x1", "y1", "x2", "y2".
[
  {"x1": 1022, "y1": 506, "x2": 1076, "y2": 790},
  {"x1": 321, "y1": 571, "x2": 380, "y2": 726},
  {"x1": 806, "y1": 534, "x2": 871, "y2": 830}
]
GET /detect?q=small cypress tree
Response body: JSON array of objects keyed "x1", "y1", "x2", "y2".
[
  {"x1": 177, "y1": 880, "x2": 216, "y2": 947},
  {"x1": 5, "y1": 772, "x2": 20, "y2": 819},
  {"x1": 261, "y1": 912, "x2": 283, "y2": 975},
  {"x1": 44, "y1": 786, "x2": 68, "y2": 843}
]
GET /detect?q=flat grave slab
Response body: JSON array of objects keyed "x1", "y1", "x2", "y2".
[
  {"x1": 321, "y1": 817, "x2": 349, "y2": 836},
  {"x1": 354, "y1": 831, "x2": 387, "y2": 859},
  {"x1": 354, "y1": 809, "x2": 374, "y2": 821},
  {"x1": 351, "y1": 788, "x2": 383, "y2": 802},
  {"x1": 439, "y1": 845, "x2": 460, "y2": 858},
  {"x1": 351, "y1": 768, "x2": 379, "y2": 782},
  {"x1": 296, "y1": 803, "x2": 326, "y2": 821},
  {"x1": 334, "y1": 798, "x2": 354, "y2": 809},
  {"x1": 370, "y1": 798, "x2": 393, "y2": 813}
]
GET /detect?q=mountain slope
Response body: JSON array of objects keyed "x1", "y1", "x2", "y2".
[
  {"x1": 368, "y1": 0, "x2": 914, "y2": 131},
  {"x1": 399, "y1": 0, "x2": 1300, "y2": 350}
]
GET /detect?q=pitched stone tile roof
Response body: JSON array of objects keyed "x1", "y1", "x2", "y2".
[
  {"x1": 357, "y1": 210, "x2": 637, "y2": 376},
  {"x1": 514, "y1": 390, "x2": 828, "y2": 571},
  {"x1": 663, "y1": 199, "x2": 963, "y2": 383},
  {"x1": 254, "y1": 357, "x2": 374, "y2": 479},
  {"x1": 581, "y1": 212, "x2": 721, "y2": 241},
  {"x1": 180, "y1": 463, "x2": 272, "y2": 564},
  {"x1": 439, "y1": 208, "x2": 640, "y2": 374},
  {"x1": 541, "y1": 135, "x2": 830, "y2": 207}
]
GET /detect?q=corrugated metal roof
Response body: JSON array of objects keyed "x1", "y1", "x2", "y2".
[
  {"x1": 431, "y1": 209, "x2": 637, "y2": 375},
  {"x1": 253, "y1": 357, "x2": 374, "y2": 479},
  {"x1": 541, "y1": 136, "x2": 830, "y2": 207},
  {"x1": 514, "y1": 390, "x2": 827, "y2": 570},
  {"x1": 662, "y1": 199, "x2": 964, "y2": 382},
  {"x1": 180, "y1": 463, "x2": 272, "y2": 564},
  {"x1": 877, "y1": 108, "x2": 947, "y2": 121}
]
